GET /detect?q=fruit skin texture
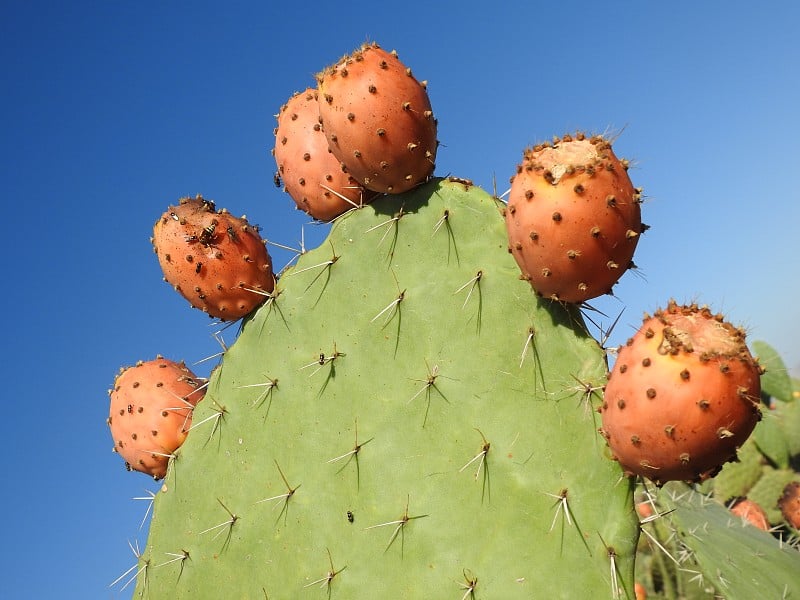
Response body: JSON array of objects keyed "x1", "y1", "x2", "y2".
[
  {"x1": 108, "y1": 357, "x2": 204, "y2": 479},
  {"x1": 729, "y1": 497, "x2": 770, "y2": 530},
  {"x1": 505, "y1": 134, "x2": 643, "y2": 303},
  {"x1": 317, "y1": 42, "x2": 437, "y2": 194},
  {"x1": 779, "y1": 481, "x2": 800, "y2": 529},
  {"x1": 272, "y1": 88, "x2": 376, "y2": 221},
  {"x1": 152, "y1": 195, "x2": 274, "y2": 320},
  {"x1": 599, "y1": 301, "x2": 762, "y2": 485}
]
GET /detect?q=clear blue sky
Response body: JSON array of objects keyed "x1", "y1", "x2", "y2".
[{"x1": 2, "y1": 2, "x2": 798, "y2": 597}]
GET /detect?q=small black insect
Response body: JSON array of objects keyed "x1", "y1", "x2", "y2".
[
  {"x1": 199, "y1": 221, "x2": 217, "y2": 247},
  {"x1": 273, "y1": 172, "x2": 282, "y2": 188},
  {"x1": 195, "y1": 262, "x2": 203, "y2": 274},
  {"x1": 346, "y1": 510, "x2": 354, "y2": 523},
  {"x1": 127, "y1": 405, "x2": 133, "y2": 414}
]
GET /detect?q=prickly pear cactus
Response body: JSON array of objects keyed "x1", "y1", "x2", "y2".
[{"x1": 134, "y1": 179, "x2": 639, "y2": 598}]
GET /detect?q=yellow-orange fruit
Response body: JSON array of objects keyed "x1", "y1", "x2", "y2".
[
  {"x1": 108, "y1": 357, "x2": 204, "y2": 479},
  {"x1": 152, "y1": 195, "x2": 274, "y2": 320},
  {"x1": 317, "y1": 42, "x2": 437, "y2": 194},
  {"x1": 505, "y1": 134, "x2": 643, "y2": 303},
  {"x1": 600, "y1": 301, "x2": 762, "y2": 485}
]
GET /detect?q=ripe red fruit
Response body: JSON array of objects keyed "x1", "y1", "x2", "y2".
[
  {"x1": 505, "y1": 134, "x2": 644, "y2": 303},
  {"x1": 599, "y1": 301, "x2": 763, "y2": 485},
  {"x1": 729, "y1": 498, "x2": 770, "y2": 530},
  {"x1": 108, "y1": 357, "x2": 205, "y2": 479},
  {"x1": 778, "y1": 481, "x2": 800, "y2": 529},
  {"x1": 152, "y1": 195, "x2": 274, "y2": 320},
  {"x1": 273, "y1": 88, "x2": 376, "y2": 221},
  {"x1": 317, "y1": 42, "x2": 437, "y2": 194}
]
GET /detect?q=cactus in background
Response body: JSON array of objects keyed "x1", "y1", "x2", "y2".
[
  {"x1": 131, "y1": 178, "x2": 639, "y2": 598},
  {"x1": 635, "y1": 482, "x2": 800, "y2": 599}
]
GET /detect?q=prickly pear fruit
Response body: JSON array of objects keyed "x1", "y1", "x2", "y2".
[
  {"x1": 108, "y1": 357, "x2": 204, "y2": 479},
  {"x1": 599, "y1": 301, "x2": 762, "y2": 485},
  {"x1": 273, "y1": 88, "x2": 377, "y2": 221},
  {"x1": 317, "y1": 42, "x2": 437, "y2": 194},
  {"x1": 152, "y1": 195, "x2": 274, "y2": 320},
  {"x1": 634, "y1": 581, "x2": 647, "y2": 600},
  {"x1": 505, "y1": 134, "x2": 644, "y2": 303},
  {"x1": 779, "y1": 481, "x2": 800, "y2": 528},
  {"x1": 729, "y1": 497, "x2": 770, "y2": 530}
]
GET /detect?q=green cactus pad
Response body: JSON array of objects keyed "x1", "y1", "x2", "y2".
[
  {"x1": 753, "y1": 340, "x2": 793, "y2": 403},
  {"x1": 711, "y1": 438, "x2": 764, "y2": 501},
  {"x1": 134, "y1": 179, "x2": 638, "y2": 598},
  {"x1": 754, "y1": 410, "x2": 792, "y2": 469},
  {"x1": 747, "y1": 467, "x2": 800, "y2": 524},
  {"x1": 770, "y1": 388, "x2": 800, "y2": 457},
  {"x1": 661, "y1": 483, "x2": 800, "y2": 599}
]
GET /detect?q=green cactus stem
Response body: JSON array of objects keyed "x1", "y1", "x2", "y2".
[{"x1": 134, "y1": 178, "x2": 638, "y2": 598}]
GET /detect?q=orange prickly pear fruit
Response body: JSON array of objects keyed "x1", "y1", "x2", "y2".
[
  {"x1": 108, "y1": 357, "x2": 204, "y2": 480},
  {"x1": 505, "y1": 133, "x2": 644, "y2": 303},
  {"x1": 317, "y1": 42, "x2": 437, "y2": 194},
  {"x1": 599, "y1": 301, "x2": 763, "y2": 485},
  {"x1": 152, "y1": 195, "x2": 274, "y2": 320},
  {"x1": 273, "y1": 88, "x2": 376, "y2": 221},
  {"x1": 729, "y1": 497, "x2": 770, "y2": 530}
]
